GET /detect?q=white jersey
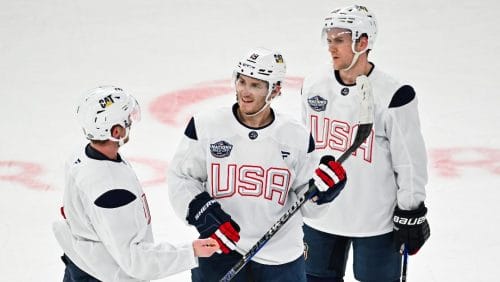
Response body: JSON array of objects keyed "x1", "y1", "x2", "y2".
[
  {"x1": 168, "y1": 104, "x2": 326, "y2": 265},
  {"x1": 53, "y1": 144, "x2": 198, "y2": 282},
  {"x1": 301, "y1": 63, "x2": 428, "y2": 237}
]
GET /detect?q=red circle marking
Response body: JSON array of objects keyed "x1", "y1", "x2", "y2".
[
  {"x1": 127, "y1": 157, "x2": 168, "y2": 187},
  {"x1": 150, "y1": 77, "x2": 304, "y2": 127},
  {"x1": 0, "y1": 161, "x2": 51, "y2": 191},
  {"x1": 430, "y1": 147, "x2": 500, "y2": 177}
]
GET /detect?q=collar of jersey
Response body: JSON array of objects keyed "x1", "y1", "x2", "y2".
[
  {"x1": 232, "y1": 103, "x2": 275, "y2": 130},
  {"x1": 85, "y1": 143, "x2": 123, "y2": 163},
  {"x1": 334, "y1": 62, "x2": 375, "y2": 87}
]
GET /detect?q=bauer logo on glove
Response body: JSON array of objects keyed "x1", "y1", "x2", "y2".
[{"x1": 393, "y1": 202, "x2": 430, "y2": 255}]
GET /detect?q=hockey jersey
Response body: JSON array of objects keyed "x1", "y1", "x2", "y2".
[
  {"x1": 53, "y1": 144, "x2": 197, "y2": 281},
  {"x1": 168, "y1": 104, "x2": 325, "y2": 265},
  {"x1": 301, "y1": 63, "x2": 428, "y2": 237}
]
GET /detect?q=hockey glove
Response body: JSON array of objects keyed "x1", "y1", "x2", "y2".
[
  {"x1": 393, "y1": 202, "x2": 430, "y2": 255},
  {"x1": 312, "y1": 155, "x2": 347, "y2": 205},
  {"x1": 186, "y1": 191, "x2": 240, "y2": 254}
]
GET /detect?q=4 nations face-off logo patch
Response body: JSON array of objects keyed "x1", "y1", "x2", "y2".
[
  {"x1": 307, "y1": 95, "x2": 328, "y2": 112},
  {"x1": 210, "y1": 140, "x2": 233, "y2": 158}
]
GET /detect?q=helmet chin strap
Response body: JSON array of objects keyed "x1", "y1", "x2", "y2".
[
  {"x1": 109, "y1": 127, "x2": 130, "y2": 147},
  {"x1": 343, "y1": 42, "x2": 368, "y2": 71},
  {"x1": 242, "y1": 88, "x2": 275, "y2": 118}
]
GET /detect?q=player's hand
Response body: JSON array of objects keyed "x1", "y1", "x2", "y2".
[
  {"x1": 186, "y1": 191, "x2": 240, "y2": 254},
  {"x1": 393, "y1": 202, "x2": 430, "y2": 255},
  {"x1": 312, "y1": 155, "x2": 347, "y2": 205},
  {"x1": 192, "y1": 238, "x2": 220, "y2": 257}
]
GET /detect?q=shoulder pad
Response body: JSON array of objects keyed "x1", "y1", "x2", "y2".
[
  {"x1": 388, "y1": 85, "x2": 415, "y2": 108},
  {"x1": 94, "y1": 189, "x2": 137, "y2": 209},
  {"x1": 184, "y1": 117, "x2": 198, "y2": 140}
]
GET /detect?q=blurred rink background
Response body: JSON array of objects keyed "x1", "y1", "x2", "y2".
[{"x1": 0, "y1": 0, "x2": 499, "y2": 281}]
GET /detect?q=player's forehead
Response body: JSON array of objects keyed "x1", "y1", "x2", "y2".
[
  {"x1": 238, "y1": 74, "x2": 267, "y2": 85},
  {"x1": 325, "y1": 27, "x2": 352, "y2": 38}
]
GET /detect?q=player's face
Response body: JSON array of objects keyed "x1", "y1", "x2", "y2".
[
  {"x1": 235, "y1": 74, "x2": 269, "y2": 115},
  {"x1": 325, "y1": 28, "x2": 354, "y2": 70}
]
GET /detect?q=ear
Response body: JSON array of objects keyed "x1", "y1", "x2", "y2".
[
  {"x1": 271, "y1": 85, "x2": 282, "y2": 98},
  {"x1": 355, "y1": 36, "x2": 369, "y2": 52},
  {"x1": 111, "y1": 125, "x2": 124, "y2": 139}
]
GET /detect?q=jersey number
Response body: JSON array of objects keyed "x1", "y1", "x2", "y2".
[{"x1": 141, "y1": 193, "x2": 151, "y2": 224}]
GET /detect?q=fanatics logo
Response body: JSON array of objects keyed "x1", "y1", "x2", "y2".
[
  {"x1": 210, "y1": 141, "x2": 233, "y2": 158},
  {"x1": 307, "y1": 95, "x2": 328, "y2": 112},
  {"x1": 281, "y1": 151, "x2": 290, "y2": 159}
]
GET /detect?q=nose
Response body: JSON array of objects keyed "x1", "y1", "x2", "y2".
[
  {"x1": 237, "y1": 84, "x2": 250, "y2": 98},
  {"x1": 238, "y1": 84, "x2": 251, "y2": 96},
  {"x1": 328, "y1": 43, "x2": 336, "y2": 53}
]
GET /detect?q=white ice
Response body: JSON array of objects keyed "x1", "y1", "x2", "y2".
[{"x1": 0, "y1": 0, "x2": 499, "y2": 281}]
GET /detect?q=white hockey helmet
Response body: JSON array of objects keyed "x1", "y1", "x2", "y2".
[
  {"x1": 76, "y1": 85, "x2": 141, "y2": 142},
  {"x1": 322, "y1": 5, "x2": 377, "y2": 50},
  {"x1": 234, "y1": 47, "x2": 286, "y2": 96}
]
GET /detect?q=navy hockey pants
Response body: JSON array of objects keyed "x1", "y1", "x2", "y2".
[
  {"x1": 303, "y1": 224, "x2": 401, "y2": 282},
  {"x1": 61, "y1": 254, "x2": 101, "y2": 282},
  {"x1": 191, "y1": 250, "x2": 306, "y2": 282}
]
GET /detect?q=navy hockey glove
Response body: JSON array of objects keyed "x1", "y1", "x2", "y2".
[
  {"x1": 186, "y1": 191, "x2": 240, "y2": 254},
  {"x1": 312, "y1": 155, "x2": 347, "y2": 205},
  {"x1": 393, "y1": 202, "x2": 430, "y2": 255}
]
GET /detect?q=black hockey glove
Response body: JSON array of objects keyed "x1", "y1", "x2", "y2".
[
  {"x1": 393, "y1": 202, "x2": 430, "y2": 255},
  {"x1": 186, "y1": 191, "x2": 240, "y2": 254},
  {"x1": 312, "y1": 155, "x2": 347, "y2": 205}
]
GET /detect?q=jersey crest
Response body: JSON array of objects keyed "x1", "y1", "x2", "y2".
[
  {"x1": 307, "y1": 95, "x2": 328, "y2": 112},
  {"x1": 210, "y1": 141, "x2": 233, "y2": 158}
]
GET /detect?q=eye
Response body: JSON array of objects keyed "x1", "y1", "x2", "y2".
[{"x1": 251, "y1": 83, "x2": 264, "y2": 90}]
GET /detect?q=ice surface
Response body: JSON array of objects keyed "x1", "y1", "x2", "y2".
[{"x1": 0, "y1": 0, "x2": 499, "y2": 281}]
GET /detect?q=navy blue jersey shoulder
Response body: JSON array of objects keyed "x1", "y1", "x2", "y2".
[
  {"x1": 94, "y1": 189, "x2": 137, "y2": 208},
  {"x1": 388, "y1": 85, "x2": 415, "y2": 108},
  {"x1": 184, "y1": 117, "x2": 198, "y2": 140},
  {"x1": 308, "y1": 134, "x2": 315, "y2": 153}
]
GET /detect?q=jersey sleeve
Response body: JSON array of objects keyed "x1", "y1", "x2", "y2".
[
  {"x1": 167, "y1": 117, "x2": 207, "y2": 222},
  {"x1": 386, "y1": 85, "x2": 428, "y2": 210},
  {"x1": 292, "y1": 133, "x2": 328, "y2": 218},
  {"x1": 83, "y1": 182, "x2": 197, "y2": 280}
]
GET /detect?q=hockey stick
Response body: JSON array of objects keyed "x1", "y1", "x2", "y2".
[
  {"x1": 219, "y1": 75, "x2": 374, "y2": 282},
  {"x1": 401, "y1": 246, "x2": 409, "y2": 282}
]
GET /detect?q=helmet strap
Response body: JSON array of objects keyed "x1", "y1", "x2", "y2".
[
  {"x1": 243, "y1": 86, "x2": 277, "y2": 117},
  {"x1": 108, "y1": 126, "x2": 130, "y2": 147},
  {"x1": 343, "y1": 41, "x2": 368, "y2": 71}
]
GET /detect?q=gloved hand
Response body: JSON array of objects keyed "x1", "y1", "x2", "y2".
[
  {"x1": 393, "y1": 202, "x2": 430, "y2": 255},
  {"x1": 312, "y1": 155, "x2": 347, "y2": 205},
  {"x1": 186, "y1": 191, "x2": 240, "y2": 254}
]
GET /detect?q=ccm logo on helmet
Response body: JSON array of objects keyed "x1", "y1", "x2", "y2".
[{"x1": 393, "y1": 215, "x2": 426, "y2": 225}]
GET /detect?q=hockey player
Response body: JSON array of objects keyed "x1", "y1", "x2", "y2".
[
  {"x1": 168, "y1": 47, "x2": 348, "y2": 281},
  {"x1": 53, "y1": 86, "x2": 219, "y2": 282},
  {"x1": 301, "y1": 5, "x2": 430, "y2": 282}
]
